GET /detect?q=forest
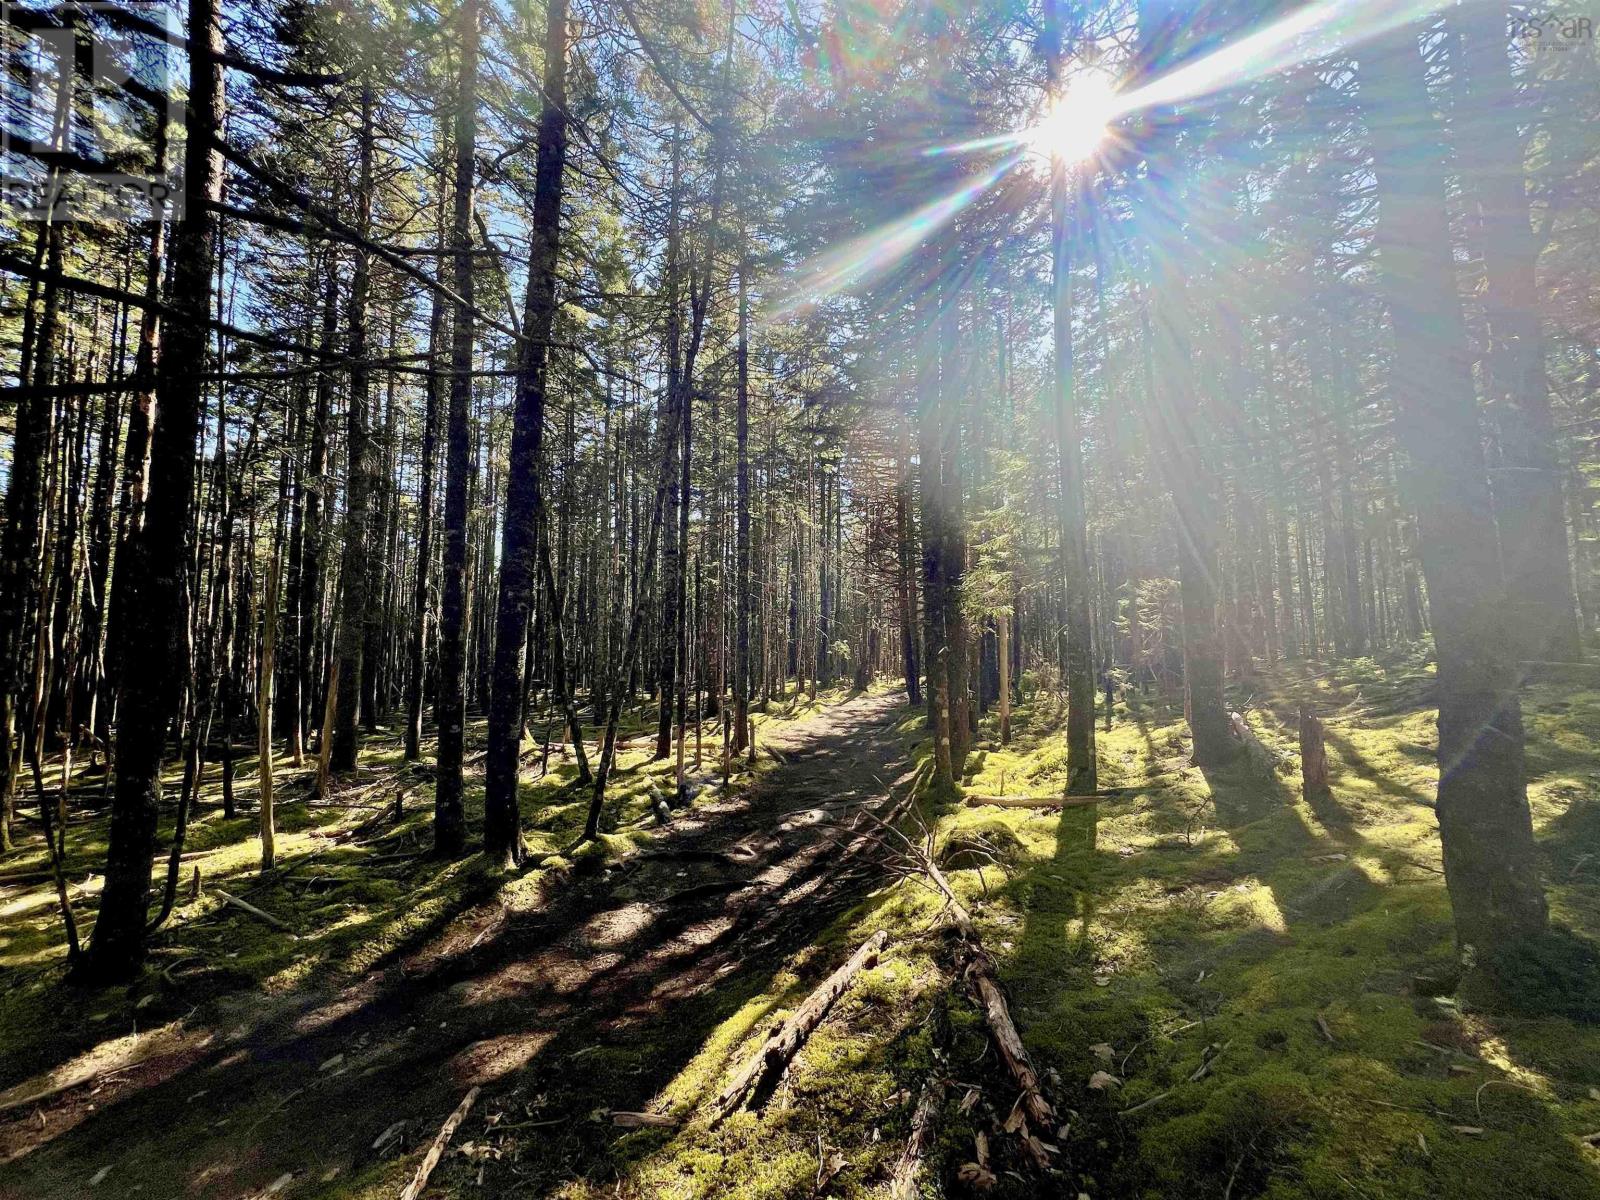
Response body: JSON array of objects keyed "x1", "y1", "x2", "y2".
[{"x1": 1, "y1": 0, "x2": 1599, "y2": 1195}]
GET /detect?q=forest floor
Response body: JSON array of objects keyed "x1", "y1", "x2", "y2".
[{"x1": 3, "y1": 654, "x2": 1600, "y2": 1199}]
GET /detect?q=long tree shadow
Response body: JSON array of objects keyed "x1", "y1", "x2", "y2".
[{"x1": 0, "y1": 695, "x2": 922, "y2": 1200}]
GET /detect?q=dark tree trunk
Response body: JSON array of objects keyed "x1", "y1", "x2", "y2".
[
  {"x1": 331, "y1": 85, "x2": 377, "y2": 774},
  {"x1": 84, "y1": 0, "x2": 222, "y2": 981},
  {"x1": 484, "y1": 0, "x2": 569, "y2": 867},
  {"x1": 104, "y1": 119, "x2": 168, "y2": 733},
  {"x1": 1299, "y1": 704, "x2": 1331, "y2": 810},
  {"x1": 433, "y1": 0, "x2": 479, "y2": 858},
  {"x1": 733, "y1": 247, "x2": 751, "y2": 751},
  {"x1": 0, "y1": 222, "x2": 60, "y2": 852},
  {"x1": 917, "y1": 304, "x2": 952, "y2": 788},
  {"x1": 654, "y1": 136, "x2": 685, "y2": 762},
  {"x1": 406, "y1": 247, "x2": 447, "y2": 762},
  {"x1": 296, "y1": 266, "x2": 335, "y2": 752},
  {"x1": 896, "y1": 419, "x2": 921, "y2": 709},
  {"x1": 1044, "y1": 16, "x2": 1098, "y2": 794}
]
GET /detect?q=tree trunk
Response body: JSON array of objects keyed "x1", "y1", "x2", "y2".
[
  {"x1": 1045, "y1": 14, "x2": 1098, "y2": 795},
  {"x1": 917, "y1": 305, "x2": 952, "y2": 789},
  {"x1": 0, "y1": 222, "x2": 60, "y2": 852},
  {"x1": 433, "y1": 0, "x2": 479, "y2": 858},
  {"x1": 1455, "y1": 5, "x2": 1581, "y2": 664},
  {"x1": 998, "y1": 610, "x2": 1011, "y2": 746},
  {"x1": 1364, "y1": 25, "x2": 1547, "y2": 963},
  {"x1": 1298, "y1": 704, "x2": 1330, "y2": 809},
  {"x1": 331, "y1": 85, "x2": 377, "y2": 774},
  {"x1": 484, "y1": 0, "x2": 569, "y2": 867},
  {"x1": 896, "y1": 419, "x2": 922, "y2": 709},
  {"x1": 734, "y1": 244, "x2": 751, "y2": 751},
  {"x1": 406, "y1": 218, "x2": 448, "y2": 761},
  {"x1": 84, "y1": 0, "x2": 222, "y2": 981}
]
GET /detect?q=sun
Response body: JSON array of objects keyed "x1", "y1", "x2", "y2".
[{"x1": 1024, "y1": 71, "x2": 1121, "y2": 164}]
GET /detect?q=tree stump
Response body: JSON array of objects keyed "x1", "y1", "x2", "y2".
[{"x1": 1299, "y1": 704, "x2": 1331, "y2": 807}]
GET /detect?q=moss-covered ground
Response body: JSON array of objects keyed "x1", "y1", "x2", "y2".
[
  {"x1": 535, "y1": 652, "x2": 1600, "y2": 1200},
  {"x1": 3, "y1": 657, "x2": 1599, "y2": 1200},
  {"x1": 0, "y1": 688, "x2": 837, "y2": 1099}
]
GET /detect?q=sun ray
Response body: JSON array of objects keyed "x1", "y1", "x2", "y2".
[{"x1": 782, "y1": 0, "x2": 1455, "y2": 311}]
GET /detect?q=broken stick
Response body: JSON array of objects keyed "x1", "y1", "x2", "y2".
[
  {"x1": 399, "y1": 1086, "x2": 480, "y2": 1200},
  {"x1": 890, "y1": 1075, "x2": 946, "y2": 1200},
  {"x1": 916, "y1": 854, "x2": 1055, "y2": 1164},
  {"x1": 610, "y1": 1110, "x2": 677, "y2": 1129},
  {"x1": 966, "y1": 794, "x2": 1091, "y2": 810},
  {"x1": 712, "y1": 929, "x2": 889, "y2": 1123},
  {"x1": 214, "y1": 889, "x2": 290, "y2": 931}
]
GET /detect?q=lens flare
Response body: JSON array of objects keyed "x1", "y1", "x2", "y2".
[
  {"x1": 779, "y1": 0, "x2": 1454, "y2": 313},
  {"x1": 1025, "y1": 72, "x2": 1123, "y2": 164}
]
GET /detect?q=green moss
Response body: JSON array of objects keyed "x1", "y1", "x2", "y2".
[{"x1": 11, "y1": 665, "x2": 1600, "y2": 1199}]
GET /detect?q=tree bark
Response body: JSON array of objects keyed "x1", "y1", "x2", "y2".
[
  {"x1": 433, "y1": 0, "x2": 479, "y2": 858},
  {"x1": 0, "y1": 222, "x2": 60, "y2": 851},
  {"x1": 1363, "y1": 25, "x2": 1547, "y2": 961},
  {"x1": 406, "y1": 222, "x2": 448, "y2": 762},
  {"x1": 1455, "y1": 5, "x2": 1581, "y2": 664},
  {"x1": 484, "y1": 0, "x2": 570, "y2": 867},
  {"x1": 84, "y1": 0, "x2": 223, "y2": 981},
  {"x1": 330, "y1": 84, "x2": 377, "y2": 774},
  {"x1": 1045, "y1": 8, "x2": 1097, "y2": 795},
  {"x1": 734, "y1": 243, "x2": 752, "y2": 751}
]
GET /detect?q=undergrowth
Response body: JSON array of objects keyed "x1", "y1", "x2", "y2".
[{"x1": 555, "y1": 649, "x2": 1600, "y2": 1199}]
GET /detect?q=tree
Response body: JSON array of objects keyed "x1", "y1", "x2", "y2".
[
  {"x1": 83, "y1": 0, "x2": 224, "y2": 981},
  {"x1": 433, "y1": 0, "x2": 479, "y2": 859},
  {"x1": 484, "y1": 0, "x2": 572, "y2": 867},
  {"x1": 1363, "y1": 22, "x2": 1548, "y2": 964}
]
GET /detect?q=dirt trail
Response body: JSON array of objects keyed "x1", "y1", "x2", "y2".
[{"x1": 0, "y1": 691, "x2": 914, "y2": 1200}]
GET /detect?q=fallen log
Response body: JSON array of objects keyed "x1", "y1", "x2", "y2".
[
  {"x1": 964, "y1": 788, "x2": 1156, "y2": 810},
  {"x1": 890, "y1": 1075, "x2": 946, "y2": 1199},
  {"x1": 213, "y1": 889, "x2": 291, "y2": 932},
  {"x1": 399, "y1": 1086, "x2": 480, "y2": 1200},
  {"x1": 712, "y1": 929, "x2": 889, "y2": 1123},
  {"x1": 917, "y1": 854, "x2": 1055, "y2": 1166}
]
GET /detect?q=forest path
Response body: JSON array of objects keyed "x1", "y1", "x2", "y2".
[{"x1": 0, "y1": 689, "x2": 916, "y2": 1200}]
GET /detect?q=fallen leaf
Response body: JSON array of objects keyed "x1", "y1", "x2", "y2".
[
  {"x1": 957, "y1": 1163, "x2": 998, "y2": 1191},
  {"x1": 1088, "y1": 1071, "x2": 1121, "y2": 1091},
  {"x1": 817, "y1": 1149, "x2": 847, "y2": 1190}
]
